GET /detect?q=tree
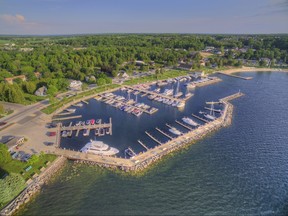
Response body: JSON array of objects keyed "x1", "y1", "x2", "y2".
[
  {"x1": 0, "y1": 104, "x2": 5, "y2": 114},
  {"x1": 96, "y1": 78, "x2": 106, "y2": 86},
  {"x1": 46, "y1": 84, "x2": 58, "y2": 96},
  {"x1": 24, "y1": 82, "x2": 37, "y2": 94},
  {"x1": 0, "y1": 144, "x2": 11, "y2": 164}
]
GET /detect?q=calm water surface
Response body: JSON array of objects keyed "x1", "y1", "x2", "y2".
[{"x1": 21, "y1": 72, "x2": 288, "y2": 215}]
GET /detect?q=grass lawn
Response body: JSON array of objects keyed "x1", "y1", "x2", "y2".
[{"x1": 0, "y1": 154, "x2": 57, "y2": 181}]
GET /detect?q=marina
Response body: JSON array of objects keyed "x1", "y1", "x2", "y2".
[{"x1": 50, "y1": 91, "x2": 244, "y2": 171}]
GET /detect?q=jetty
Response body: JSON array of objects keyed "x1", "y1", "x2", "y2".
[{"x1": 217, "y1": 72, "x2": 253, "y2": 80}]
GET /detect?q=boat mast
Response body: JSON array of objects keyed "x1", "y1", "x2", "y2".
[{"x1": 210, "y1": 102, "x2": 215, "y2": 116}]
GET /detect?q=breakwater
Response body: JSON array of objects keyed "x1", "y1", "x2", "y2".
[{"x1": 0, "y1": 157, "x2": 67, "y2": 216}]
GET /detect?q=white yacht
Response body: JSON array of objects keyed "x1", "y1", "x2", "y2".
[
  {"x1": 80, "y1": 139, "x2": 119, "y2": 156},
  {"x1": 182, "y1": 117, "x2": 199, "y2": 127},
  {"x1": 169, "y1": 127, "x2": 182, "y2": 136}
]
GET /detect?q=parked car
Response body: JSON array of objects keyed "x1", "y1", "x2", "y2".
[{"x1": 0, "y1": 122, "x2": 7, "y2": 126}]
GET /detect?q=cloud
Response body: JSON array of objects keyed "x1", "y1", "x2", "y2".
[{"x1": 0, "y1": 14, "x2": 26, "y2": 24}]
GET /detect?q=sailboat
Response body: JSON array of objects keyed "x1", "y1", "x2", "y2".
[
  {"x1": 204, "y1": 102, "x2": 216, "y2": 120},
  {"x1": 174, "y1": 80, "x2": 183, "y2": 98}
]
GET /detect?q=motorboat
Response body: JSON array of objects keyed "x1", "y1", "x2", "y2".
[{"x1": 80, "y1": 139, "x2": 119, "y2": 156}]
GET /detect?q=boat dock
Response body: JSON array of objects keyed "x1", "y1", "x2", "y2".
[
  {"x1": 137, "y1": 140, "x2": 149, "y2": 151},
  {"x1": 175, "y1": 120, "x2": 193, "y2": 130},
  {"x1": 124, "y1": 85, "x2": 186, "y2": 103},
  {"x1": 191, "y1": 114, "x2": 209, "y2": 123},
  {"x1": 60, "y1": 121, "x2": 112, "y2": 133},
  {"x1": 204, "y1": 107, "x2": 221, "y2": 113},
  {"x1": 156, "y1": 127, "x2": 173, "y2": 140},
  {"x1": 217, "y1": 72, "x2": 253, "y2": 80},
  {"x1": 145, "y1": 131, "x2": 163, "y2": 145},
  {"x1": 81, "y1": 100, "x2": 89, "y2": 104},
  {"x1": 53, "y1": 115, "x2": 82, "y2": 121}
]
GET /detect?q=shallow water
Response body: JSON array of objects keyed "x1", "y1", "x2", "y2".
[{"x1": 21, "y1": 72, "x2": 288, "y2": 215}]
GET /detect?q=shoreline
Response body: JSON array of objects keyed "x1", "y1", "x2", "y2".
[
  {"x1": 218, "y1": 67, "x2": 288, "y2": 74},
  {"x1": 0, "y1": 157, "x2": 67, "y2": 216}
]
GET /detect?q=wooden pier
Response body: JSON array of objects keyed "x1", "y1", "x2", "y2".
[
  {"x1": 53, "y1": 115, "x2": 82, "y2": 121},
  {"x1": 175, "y1": 120, "x2": 193, "y2": 130},
  {"x1": 156, "y1": 127, "x2": 173, "y2": 140},
  {"x1": 191, "y1": 114, "x2": 209, "y2": 123},
  {"x1": 145, "y1": 131, "x2": 163, "y2": 145},
  {"x1": 137, "y1": 140, "x2": 149, "y2": 151},
  {"x1": 82, "y1": 100, "x2": 89, "y2": 104},
  {"x1": 128, "y1": 147, "x2": 137, "y2": 156},
  {"x1": 204, "y1": 107, "x2": 221, "y2": 113},
  {"x1": 60, "y1": 118, "x2": 112, "y2": 134}
]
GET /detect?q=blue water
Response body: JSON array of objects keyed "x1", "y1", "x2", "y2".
[{"x1": 21, "y1": 72, "x2": 288, "y2": 215}]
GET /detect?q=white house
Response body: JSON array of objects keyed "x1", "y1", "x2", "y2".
[
  {"x1": 69, "y1": 80, "x2": 82, "y2": 91},
  {"x1": 35, "y1": 86, "x2": 47, "y2": 96}
]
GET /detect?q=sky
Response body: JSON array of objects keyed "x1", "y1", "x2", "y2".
[{"x1": 0, "y1": 0, "x2": 287, "y2": 35}]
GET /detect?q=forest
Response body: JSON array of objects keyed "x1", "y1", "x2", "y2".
[{"x1": 0, "y1": 34, "x2": 287, "y2": 104}]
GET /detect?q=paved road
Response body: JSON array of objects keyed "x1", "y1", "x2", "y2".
[{"x1": 0, "y1": 99, "x2": 49, "y2": 125}]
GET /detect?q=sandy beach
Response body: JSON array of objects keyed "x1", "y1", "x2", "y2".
[{"x1": 218, "y1": 67, "x2": 288, "y2": 74}]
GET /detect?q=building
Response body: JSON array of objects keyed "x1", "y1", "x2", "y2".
[
  {"x1": 3, "y1": 136, "x2": 25, "y2": 152},
  {"x1": 4, "y1": 75, "x2": 27, "y2": 84},
  {"x1": 69, "y1": 80, "x2": 82, "y2": 91},
  {"x1": 34, "y1": 72, "x2": 42, "y2": 79},
  {"x1": 177, "y1": 63, "x2": 193, "y2": 71},
  {"x1": 35, "y1": 86, "x2": 47, "y2": 96}
]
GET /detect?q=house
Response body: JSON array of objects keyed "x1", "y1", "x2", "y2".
[
  {"x1": 4, "y1": 75, "x2": 27, "y2": 84},
  {"x1": 35, "y1": 86, "x2": 47, "y2": 96},
  {"x1": 135, "y1": 60, "x2": 145, "y2": 66},
  {"x1": 177, "y1": 63, "x2": 193, "y2": 71},
  {"x1": 34, "y1": 72, "x2": 42, "y2": 79},
  {"x1": 117, "y1": 71, "x2": 129, "y2": 79},
  {"x1": 3, "y1": 136, "x2": 25, "y2": 152},
  {"x1": 69, "y1": 80, "x2": 82, "y2": 91}
]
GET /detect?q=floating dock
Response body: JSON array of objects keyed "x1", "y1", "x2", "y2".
[
  {"x1": 145, "y1": 131, "x2": 163, "y2": 145},
  {"x1": 137, "y1": 140, "x2": 149, "y2": 151},
  {"x1": 191, "y1": 114, "x2": 209, "y2": 123},
  {"x1": 52, "y1": 115, "x2": 82, "y2": 121},
  {"x1": 156, "y1": 127, "x2": 173, "y2": 140},
  {"x1": 175, "y1": 120, "x2": 193, "y2": 130}
]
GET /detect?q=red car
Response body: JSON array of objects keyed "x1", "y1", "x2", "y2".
[
  {"x1": 0, "y1": 122, "x2": 7, "y2": 126},
  {"x1": 49, "y1": 132, "x2": 56, "y2": 136}
]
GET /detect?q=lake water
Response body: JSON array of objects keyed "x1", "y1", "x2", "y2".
[{"x1": 21, "y1": 72, "x2": 288, "y2": 215}]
